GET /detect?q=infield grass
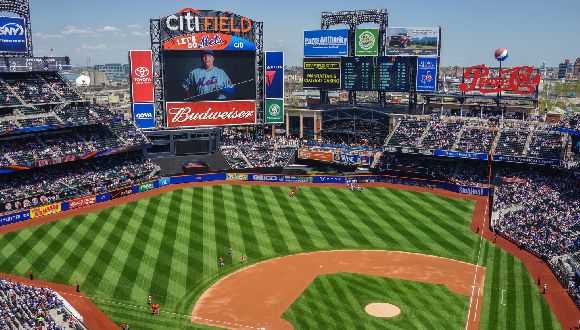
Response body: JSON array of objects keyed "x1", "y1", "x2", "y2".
[{"x1": 0, "y1": 185, "x2": 561, "y2": 329}]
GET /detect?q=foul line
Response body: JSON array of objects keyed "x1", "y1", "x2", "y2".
[{"x1": 465, "y1": 199, "x2": 487, "y2": 330}]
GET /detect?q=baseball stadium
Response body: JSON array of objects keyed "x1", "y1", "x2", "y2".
[{"x1": 0, "y1": 2, "x2": 579, "y2": 330}]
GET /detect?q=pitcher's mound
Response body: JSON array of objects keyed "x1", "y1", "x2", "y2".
[{"x1": 365, "y1": 303, "x2": 401, "y2": 318}]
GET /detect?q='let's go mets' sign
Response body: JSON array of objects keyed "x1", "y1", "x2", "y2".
[{"x1": 459, "y1": 65, "x2": 540, "y2": 95}]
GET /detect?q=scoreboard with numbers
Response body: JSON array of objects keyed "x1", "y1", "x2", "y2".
[
  {"x1": 376, "y1": 56, "x2": 411, "y2": 92},
  {"x1": 341, "y1": 57, "x2": 376, "y2": 91},
  {"x1": 0, "y1": 57, "x2": 71, "y2": 72}
]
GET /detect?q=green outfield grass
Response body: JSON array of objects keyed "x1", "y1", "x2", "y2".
[{"x1": 0, "y1": 185, "x2": 560, "y2": 329}]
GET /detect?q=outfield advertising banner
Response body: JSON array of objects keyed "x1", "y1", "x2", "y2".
[
  {"x1": 386, "y1": 27, "x2": 439, "y2": 56},
  {"x1": 265, "y1": 99, "x2": 284, "y2": 123},
  {"x1": 303, "y1": 30, "x2": 348, "y2": 57},
  {"x1": 130, "y1": 50, "x2": 154, "y2": 103},
  {"x1": 133, "y1": 103, "x2": 156, "y2": 129},
  {"x1": 265, "y1": 51, "x2": 284, "y2": 99},
  {"x1": 298, "y1": 150, "x2": 333, "y2": 162},
  {"x1": 0, "y1": 17, "x2": 27, "y2": 53},
  {"x1": 312, "y1": 176, "x2": 346, "y2": 183},
  {"x1": 158, "y1": 178, "x2": 170, "y2": 187},
  {"x1": 96, "y1": 193, "x2": 110, "y2": 203},
  {"x1": 416, "y1": 57, "x2": 437, "y2": 92},
  {"x1": 434, "y1": 150, "x2": 488, "y2": 160},
  {"x1": 303, "y1": 58, "x2": 341, "y2": 89},
  {"x1": 166, "y1": 101, "x2": 256, "y2": 127},
  {"x1": 250, "y1": 174, "x2": 280, "y2": 182},
  {"x1": 492, "y1": 155, "x2": 560, "y2": 166},
  {"x1": 110, "y1": 187, "x2": 133, "y2": 200},
  {"x1": 170, "y1": 173, "x2": 226, "y2": 184},
  {"x1": 355, "y1": 29, "x2": 379, "y2": 56},
  {"x1": 0, "y1": 210, "x2": 30, "y2": 226},
  {"x1": 30, "y1": 203, "x2": 61, "y2": 219},
  {"x1": 69, "y1": 196, "x2": 96, "y2": 210},
  {"x1": 332, "y1": 153, "x2": 371, "y2": 165},
  {"x1": 139, "y1": 182, "x2": 155, "y2": 192},
  {"x1": 1, "y1": 192, "x2": 60, "y2": 213}
]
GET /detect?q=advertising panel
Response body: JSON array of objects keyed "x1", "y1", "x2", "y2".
[
  {"x1": 416, "y1": 57, "x2": 437, "y2": 92},
  {"x1": 164, "y1": 49, "x2": 255, "y2": 102},
  {"x1": 0, "y1": 17, "x2": 27, "y2": 53},
  {"x1": 0, "y1": 210, "x2": 30, "y2": 226},
  {"x1": 387, "y1": 164, "x2": 428, "y2": 174},
  {"x1": 265, "y1": 99, "x2": 284, "y2": 124},
  {"x1": 166, "y1": 100, "x2": 255, "y2": 127},
  {"x1": 4, "y1": 57, "x2": 70, "y2": 72},
  {"x1": 139, "y1": 182, "x2": 155, "y2": 192},
  {"x1": 332, "y1": 153, "x2": 370, "y2": 165},
  {"x1": 69, "y1": 196, "x2": 96, "y2": 210},
  {"x1": 312, "y1": 176, "x2": 346, "y2": 183},
  {"x1": 130, "y1": 50, "x2": 154, "y2": 103},
  {"x1": 133, "y1": 103, "x2": 156, "y2": 129},
  {"x1": 492, "y1": 155, "x2": 560, "y2": 166},
  {"x1": 386, "y1": 27, "x2": 439, "y2": 56},
  {"x1": 158, "y1": 178, "x2": 170, "y2": 187},
  {"x1": 163, "y1": 33, "x2": 255, "y2": 50},
  {"x1": 250, "y1": 174, "x2": 280, "y2": 182},
  {"x1": 303, "y1": 30, "x2": 348, "y2": 57},
  {"x1": 459, "y1": 65, "x2": 541, "y2": 95},
  {"x1": 227, "y1": 173, "x2": 236, "y2": 180},
  {"x1": 265, "y1": 51, "x2": 284, "y2": 99},
  {"x1": 503, "y1": 177, "x2": 526, "y2": 184},
  {"x1": 376, "y1": 57, "x2": 411, "y2": 92},
  {"x1": 434, "y1": 150, "x2": 489, "y2": 160},
  {"x1": 96, "y1": 193, "x2": 110, "y2": 203},
  {"x1": 298, "y1": 150, "x2": 333, "y2": 162},
  {"x1": 303, "y1": 58, "x2": 340, "y2": 89},
  {"x1": 1, "y1": 192, "x2": 60, "y2": 213},
  {"x1": 30, "y1": 203, "x2": 61, "y2": 219},
  {"x1": 163, "y1": 9, "x2": 252, "y2": 35},
  {"x1": 341, "y1": 57, "x2": 376, "y2": 91},
  {"x1": 110, "y1": 187, "x2": 133, "y2": 200},
  {"x1": 355, "y1": 29, "x2": 379, "y2": 56}
]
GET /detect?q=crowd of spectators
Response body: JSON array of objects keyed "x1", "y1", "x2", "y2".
[
  {"x1": 0, "y1": 151, "x2": 157, "y2": 207},
  {"x1": 0, "y1": 279, "x2": 84, "y2": 329},
  {"x1": 496, "y1": 166, "x2": 580, "y2": 256},
  {"x1": 219, "y1": 146, "x2": 248, "y2": 169},
  {"x1": 419, "y1": 118, "x2": 463, "y2": 150},
  {"x1": 527, "y1": 131, "x2": 563, "y2": 159},
  {"x1": 494, "y1": 129, "x2": 528, "y2": 156},
  {"x1": 454, "y1": 160, "x2": 489, "y2": 186},
  {"x1": 386, "y1": 118, "x2": 429, "y2": 147},
  {"x1": 455, "y1": 128, "x2": 495, "y2": 153}
]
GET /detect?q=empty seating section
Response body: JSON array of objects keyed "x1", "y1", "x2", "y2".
[
  {"x1": 40, "y1": 72, "x2": 83, "y2": 101},
  {"x1": 55, "y1": 106, "x2": 95, "y2": 123},
  {"x1": 419, "y1": 120, "x2": 463, "y2": 150},
  {"x1": 17, "y1": 116, "x2": 60, "y2": 128},
  {"x1": 220, "y1": 146, "x2": 248, "y2": 169},
  {"x1": 106, "y1": 120, "x2": 147, "y2": 146},
  {"x1": 495, "y1": 129, "x2": 528, "y2": 156},
  {"x1": 0, "y1": 135, "x2": 45, "y2": 164},
  {"x1": 76, "y1": 125, "x2": 122, "y2": 150},
  {"x1": 456, "y1": 128, "x2": 494, "y2": 153},
  {"x1": 2, "y1": 73, "x2": 60, "y2": 104},
  {"x1": 527, "y1": 131, "x2": 562, "y2": 159},
  {"x1": 40, "y1": 131, "x2": 93, "y2": 156},
  {"x1": 387, "y1": 119, "x2": 428, "y2": 147},
  {"x1": 15, "y1": 106, "x2": 46, "y2": 116}
]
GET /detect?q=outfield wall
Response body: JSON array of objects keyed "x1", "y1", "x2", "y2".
[{"x1": 0, "y1": 173, "x2": 487, "y2": 227}]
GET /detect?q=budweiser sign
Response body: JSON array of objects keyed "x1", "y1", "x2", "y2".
[
  {"x1": 459, "y1": 65, "x2": 540, "y2": 95},
  {"x1": 166, "y1": 101, "x2": 256, "y2": 127}
]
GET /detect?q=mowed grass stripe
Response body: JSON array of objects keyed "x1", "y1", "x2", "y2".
[
  {"x1": 220, "y1": 186, "x2": 247, "y2": 262},
  {"x1": 261, "y1": 187, "x2": 304, "y2": 253},
  {"x1": 246, "y1": 186, "x2": 277, "y2": 256},
  {"x1": 202, "y1": 186, "x2": 218, "y2": 274},
  {"x1": 248, "y1": 186, "x2": 288, "y2": 255}
]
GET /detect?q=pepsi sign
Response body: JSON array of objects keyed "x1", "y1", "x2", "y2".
[
  {"x1": 133, "y1": 103, "x2": 156, "y2": 128},
  {"x1": 0, "y1": 17, "x2": 27, "y2": 53}
]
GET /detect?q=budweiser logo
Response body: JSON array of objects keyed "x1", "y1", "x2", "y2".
[
  {"x1": 459, "y1": 65, "x2": 540, "y2": 95},
  {"x1": 168, "y1": 106, "x2": 254, "y2": 123}
]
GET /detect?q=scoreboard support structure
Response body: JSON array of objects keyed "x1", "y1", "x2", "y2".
[{"x1": 320, "y1": 9, "x2": 388, "y2": 106}]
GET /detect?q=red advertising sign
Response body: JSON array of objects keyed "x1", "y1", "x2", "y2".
[
  {"x1": 298, "y1": 150, "x2": 333, "y2": 162},
  {"x1": 69, "y1": 196, "x2": 96, "y2": 209},
  {"x1": 503, "y1": 177, "x2": 526, "y2": 184},
  {"x1": 459, "y1": 65, "x2": 540, "y2": 95},
  {"x1": 130, "y1": 50, "x2": 154, "y2": 102},
  {"x1": 166, "y1": 101, "x2": 256, "y2": 127}
]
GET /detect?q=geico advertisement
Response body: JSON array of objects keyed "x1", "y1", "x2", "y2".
[
  {"x1": 30, "y1": 203, "x2": 61, "y2": 218},
  {"x1": 166, "y1": 101, "x2": 255, "y2": 127}
]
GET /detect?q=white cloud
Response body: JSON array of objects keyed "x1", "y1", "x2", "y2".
[
  {"x1": 33, "y1": 33, "x2": 64, "y2": 39},
  {"x1": 132, "y1": 31, "x2": 149, "y2": 37},
  {"x1": 127, "y1": 24, "x2": 142, "y2": 30},
  {"x1": 61, "y1": 26, "x2": 94, "y2": 36},
  {"x1": 99, "y1": 26, "x2": 122, "y2": 32}
]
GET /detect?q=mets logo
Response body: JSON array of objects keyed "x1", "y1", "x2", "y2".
[
  {"x1": 421, "y1": 71, "x2": 433, "y2": 84},
  {"x1": 358, "y1": 30, "x2": 375, "y2": 50},
  {"x1": 134, "y1": 67, "x2": 150, "y2": 78},
  {"x1": 268, "y1": 103, "x2": 280, "y2": 117}
]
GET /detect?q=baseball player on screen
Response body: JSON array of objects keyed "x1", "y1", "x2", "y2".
[{"x1": 182, "y1": 50, "x2": 234, "y2": 100}]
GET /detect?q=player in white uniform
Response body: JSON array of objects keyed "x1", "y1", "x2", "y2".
[{"x1": 182, "y1": 50, "x2": 234, "y2": 100}]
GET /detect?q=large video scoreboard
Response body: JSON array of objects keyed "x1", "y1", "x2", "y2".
[
  {"x1": 0, "y1": 57, "x2": 71, "y2": 72},
  {"x1": 341, "y1": 57, "x2": 375, "y2": 91}
]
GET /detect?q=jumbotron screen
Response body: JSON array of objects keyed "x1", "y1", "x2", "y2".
[
  {"x1": 341, "y1": 57, "x2": 376, "y2": 91},
  {"x1": 376, "y1": 56, "x2": 411, "y2": 92},
  {"x1": 164, "y1": 50, "x2": 256, "y2": 102}
]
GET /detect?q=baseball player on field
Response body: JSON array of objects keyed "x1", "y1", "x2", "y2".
[{"x1": 182, "y1": 50, "x2": 234, "y2": 100}]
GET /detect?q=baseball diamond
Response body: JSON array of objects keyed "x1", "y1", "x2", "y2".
[{"x1": 0, "y1": 181, "x2": 565, "y2": 329}]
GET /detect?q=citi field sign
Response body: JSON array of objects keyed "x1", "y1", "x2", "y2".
[
  {"x1": 459, "y1": 65, "x2": 540, "y2": 95},
  {"x1": 165, "y1": 8, "x2": 252, "y2": 34}
]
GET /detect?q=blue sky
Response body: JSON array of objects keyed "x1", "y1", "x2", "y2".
[{"x1": 13, "y1": 0, "x2": 580, "y2": 68}]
